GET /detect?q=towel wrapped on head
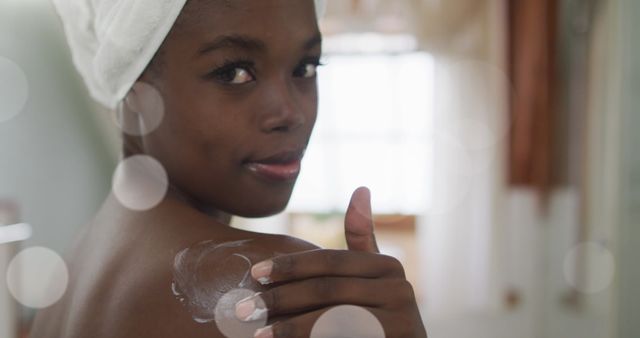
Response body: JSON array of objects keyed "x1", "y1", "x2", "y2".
[{"x1": 52, "y1": 0, "x2": 326, "y2": 109}]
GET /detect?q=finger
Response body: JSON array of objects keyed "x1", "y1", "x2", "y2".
[
  {"x1": 250, "y1": 249, "x2": 405, "y2": 285},
  {"x1": 345, "y1": 187, "x2": 380, "y2": 253},
  {"x1": 234, "y1": 277, "x2": 411, "y2": 321}
]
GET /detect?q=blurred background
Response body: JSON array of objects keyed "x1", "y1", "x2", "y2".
[{"x1": 1, "y1": 0, "x2": 638, "y2": 337}]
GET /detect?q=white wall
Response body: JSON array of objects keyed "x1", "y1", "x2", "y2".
[
  {"x1": 0, "y1": 0, "x2": 115, "y2": 254},
  {"x1": 615, "y1": 0, "x2": 640, "y2": 337},
  {"x1": 0, "y1": 1, "x2": 116, "y2": 327}
]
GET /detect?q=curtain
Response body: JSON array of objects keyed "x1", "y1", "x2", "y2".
[
  {"x1": 508, "y1": 0, "x2": 559, "y2": 200},
  {"x1": 416, "y1": 0, "x2": 509, "y2": 317}
]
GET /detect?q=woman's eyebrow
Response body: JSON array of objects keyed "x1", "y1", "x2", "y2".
[
  {"x1": 196, "y1": 32, "x2": 323, "y2": 57},
  {"x1": 198, "y1": 34, "x2": 266, "y2": 56}
]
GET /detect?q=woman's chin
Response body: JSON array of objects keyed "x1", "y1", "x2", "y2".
[
  {"x1": 236, "y1": 203, "x2": 289, "y2": 219},
  {"x1": 231, "y1": 192, "x2": 292, "y2": 218},
  {"x1": 234, "y1": 182, "x2": 297, "y2": 218}
]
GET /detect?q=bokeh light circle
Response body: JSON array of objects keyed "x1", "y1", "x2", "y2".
[
  {"x1": 112, "y1": 155, "x2": 169, "y2": 211},
  {"x1": 214, "y1": 288, "x2": 267, "y2": 338},
  {"x1": 0, "y1": 56, "x2": 29, "y2": 123},
  {"x1": 310, "y1": 305, "x2": 385, "y2": 338},
  {"x1": 6, "y1": 246, "x2": 69, "y2": 309},
  {"x1": 115, "y1": 81, "x2": 165, "y2": 136},
  {"x1": 563, "y1": 242, "x2": 616, "y2": 294}
]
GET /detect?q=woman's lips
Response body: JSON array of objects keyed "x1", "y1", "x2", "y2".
[
  {"x1": 244, "y1": 159, "x2": 302, "y2": 182},
  {"x1": 244, "y1": 148, "x2": 305, "y2": 182}
]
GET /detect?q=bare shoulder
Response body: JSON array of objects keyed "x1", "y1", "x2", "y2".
[{"x1": 105, "y1": 227, "x2": 320, "y2": 337}]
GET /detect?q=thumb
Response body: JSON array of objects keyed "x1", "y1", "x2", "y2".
[{"x1": 344, "y1": 187, "x2": 380, "y2": 253}]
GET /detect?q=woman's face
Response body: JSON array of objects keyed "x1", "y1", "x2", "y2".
[{"x1": 139, "y1": 0, "x2": 322, "y2": 218}]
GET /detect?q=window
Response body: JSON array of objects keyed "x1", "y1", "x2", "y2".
[{"x1": 289, "y1": 51, "x2": 435, "y2": 215}]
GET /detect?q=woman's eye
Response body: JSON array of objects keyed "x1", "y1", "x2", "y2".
[
  {"x1": 300, "y1": 64, "x2": 318, "y2": 78},
  {"x1": 215, "y1": 67, "x2": 254, "y2": 84},
  {"x1": 208, "y1": 60, "x2": 256, "y2": 85},
  {"x1": 294, "y1": 60, "x2": 322, "y2": 78}
]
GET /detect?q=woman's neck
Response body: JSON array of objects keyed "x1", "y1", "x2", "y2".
[
  {"x1": 165, "y1": 186, "x2": 233, "y2": 226},
  {"x1": 119, "y1": 148, "x2": 233, "y2": 226}
]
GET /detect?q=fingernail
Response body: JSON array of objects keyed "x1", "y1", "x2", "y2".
[
  {"x1": 252, "y1": 260, "x2": 273, "y2": 285},
  {"x1": 254, "y1": 325, "x2": 273, "y2": 338},
  {"x1": 235, "y1": 293, "x2": 267, "y2": 322}
]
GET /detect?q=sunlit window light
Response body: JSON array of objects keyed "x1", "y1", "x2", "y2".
[{"x1": 289, "y1": 47, "x2": 434, "y2": 215}]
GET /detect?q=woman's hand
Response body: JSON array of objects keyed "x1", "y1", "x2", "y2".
[{"x1": 235, "y1": 187, "x2": 428, "y2": 338}]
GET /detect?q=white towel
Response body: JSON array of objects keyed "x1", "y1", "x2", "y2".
[{"x1": 52, "y1": 0, "x2": 326, "y2": 109}]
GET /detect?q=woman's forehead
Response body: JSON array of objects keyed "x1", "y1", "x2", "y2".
[
  {"x1": 167, "y1": 0, "x2": 321, "y2": 58},
  {"x1": 177, "y1": 0, "x2": 318, "y2": 32}
]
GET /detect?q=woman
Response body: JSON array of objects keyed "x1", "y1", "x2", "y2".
[{"x1": 31, "y1": 0, "x2": 427, "y2": 337}]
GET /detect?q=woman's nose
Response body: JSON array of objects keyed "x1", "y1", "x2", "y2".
[{"x1": 260, "y1": 79, "x2": 307, "y2": 133}]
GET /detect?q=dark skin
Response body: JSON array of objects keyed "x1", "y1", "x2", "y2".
[{"x1": 30, "y1": 0, "x2": 427, "y2": 337}]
